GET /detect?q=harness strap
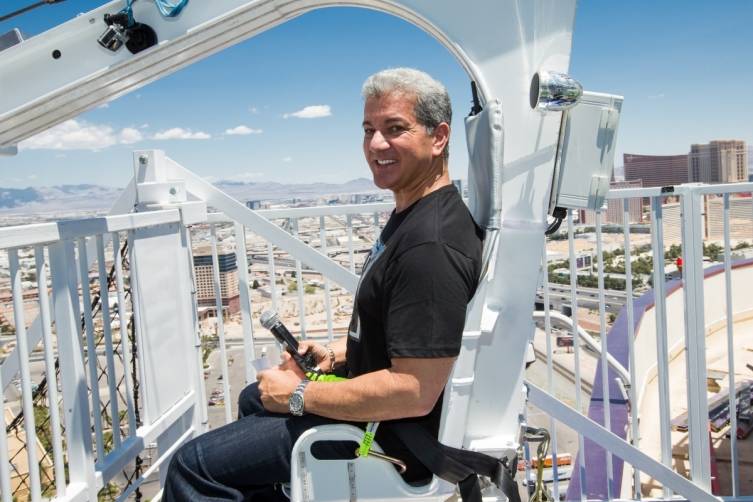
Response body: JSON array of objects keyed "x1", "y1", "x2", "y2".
[{"x1": 389, "y1": 422, "x2": 521, "y2": 502}]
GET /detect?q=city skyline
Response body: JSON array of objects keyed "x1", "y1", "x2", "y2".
[{"x1": 1, "y1": 1, "x2": 752, "y2": 189}]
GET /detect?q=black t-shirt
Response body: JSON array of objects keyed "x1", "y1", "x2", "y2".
[{"x1": 344, "y1": 184, "x2": 484, "y2": 481}]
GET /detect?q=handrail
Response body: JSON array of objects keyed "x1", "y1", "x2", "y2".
[
  {"x1": 206, "y1": 203, "x2": 394, "y2": 222},
  {"x1": 0, "y1": 209, "x2": 180, "y2": 249},
  {"x1": 532, "y1": 310, "x2": 630, "y2": 386}
]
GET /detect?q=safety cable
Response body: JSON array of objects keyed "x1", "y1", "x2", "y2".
[{"x1": 0, "y1": 0, "x2": 66, "y2": 23}]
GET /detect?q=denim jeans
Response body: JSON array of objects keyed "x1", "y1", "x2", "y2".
[{"x1": 162, "y1": 382, "x2": 351, "y2": 501}]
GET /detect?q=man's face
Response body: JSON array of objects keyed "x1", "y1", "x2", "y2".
[{"x1": 362, "y1": 93, "x2": 445, "y2": 194}]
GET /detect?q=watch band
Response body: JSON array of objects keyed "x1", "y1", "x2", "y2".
[{"x1": 289, "y1": 379, "x2": 309, "y2": 416}]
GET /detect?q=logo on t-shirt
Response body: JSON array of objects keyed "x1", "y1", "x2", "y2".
[{"x1": 348, "y1": 239, "x2": 385, "y2": 342}]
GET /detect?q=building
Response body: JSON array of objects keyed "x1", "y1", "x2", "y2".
[
  {"x1": 579, "y1": 179, "x2": 644, "y2": 225},
  {"x1": 193, "y1": 243, "x2": 240, "y2": 314},
  {"x1": 688, "y1": 140, "x2": 747, "y2": 184},
  {"x1": 704, "y1": 195, "x2": 753, "y2": 241},
  {"x1": 245, "y1": 200, "x2": 262, "y2": 210},
  {"x1": 605, "y1": 179, "x2": 644, "y2": 224},
  {"x1": 624, "y1": 153, "x2": 689, "y2": 188}
]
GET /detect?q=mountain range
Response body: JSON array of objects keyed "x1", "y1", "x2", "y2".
[{"x1": 0, "y1": 178, "x2": 384, "y2": 214}]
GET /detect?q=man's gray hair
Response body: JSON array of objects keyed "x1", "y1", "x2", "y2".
[{"x1": 362, "y1": 68, "x2": 452, "y2": 159}]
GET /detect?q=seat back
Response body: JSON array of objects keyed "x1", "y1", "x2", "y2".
[{"x1": 439, "y1": 99, "x2": 505, "y2": 450}]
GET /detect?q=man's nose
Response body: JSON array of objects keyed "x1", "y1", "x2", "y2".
[{"x1": 368, "y1": 130, "x2": 390, "y2": 151}]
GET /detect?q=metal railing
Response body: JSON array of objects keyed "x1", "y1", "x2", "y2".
[
  {"x1": 2, "y1": 181, "x2": 752, "y2": 500},
  {"x1": 0, "y1": 210, "x2": 184, "y2": 501},
  {"x1": 528, "y1": 182, "x2": 753, "y2": 501}
]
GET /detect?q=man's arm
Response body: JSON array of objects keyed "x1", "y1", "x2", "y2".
[{"x1": 257, "y1": 356, "x2": 454, "y2": 421}]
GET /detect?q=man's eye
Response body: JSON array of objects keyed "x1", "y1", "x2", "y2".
[
  {"x1": 363, "y1": 128, "x2": 375, "y2": 136},
  {"x1": 388, "y1": 125, "x2": 404, "y2": 134}
]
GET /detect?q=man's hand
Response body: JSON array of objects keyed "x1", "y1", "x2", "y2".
[{"x1": 256, "y1": 367, "x2": 303, "y2": 414}]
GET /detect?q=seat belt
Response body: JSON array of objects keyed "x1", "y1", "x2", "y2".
[{"x1": 389, "y1": 422, "x2": 521, "y2": 502}]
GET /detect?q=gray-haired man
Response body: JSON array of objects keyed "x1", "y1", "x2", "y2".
[{"x1": 164, "y1": 68, "x2": 483, "y2": 501}]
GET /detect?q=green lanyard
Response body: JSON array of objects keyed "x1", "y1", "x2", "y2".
[{"x1": 358, "y1": 422, "x2": 380, "y2": 457}]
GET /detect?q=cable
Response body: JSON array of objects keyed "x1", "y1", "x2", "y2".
[
  {"x1": 0, "y1": 0, "x2": 66, "y2": 23},
  {"x1": 545, "y1": 207, "x2": 568, "y2": 236},
  {"x1": 154, "y1": 0, "x2": 189, "y2": 17}
]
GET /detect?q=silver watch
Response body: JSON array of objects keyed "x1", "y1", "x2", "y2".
[{"x1": 289, "y1": 379, "x2": 309, "y2": 416}]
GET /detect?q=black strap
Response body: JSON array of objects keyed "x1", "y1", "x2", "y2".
[{"x1": 389, "y1": 423, "x2": 520, "y2": 502}]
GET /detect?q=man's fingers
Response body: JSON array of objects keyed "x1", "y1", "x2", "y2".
[{"x1": 298, "y1": 341, "x2": 313, "y2": 355}]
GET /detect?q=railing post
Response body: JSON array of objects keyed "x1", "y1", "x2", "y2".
[
  {"x1": 48, "y1": 241, "x2": 98, "y2": 499},
  {"x1": 234, "y1": 222, "x2": 257, "y2": 384},
  {"x1": 679, "y1": 186, "x2": 712, "y2": 490}
]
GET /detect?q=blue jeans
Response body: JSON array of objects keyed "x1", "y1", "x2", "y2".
[{"x1": 162, "y1": 383, "x2": 351, "y2": 501}]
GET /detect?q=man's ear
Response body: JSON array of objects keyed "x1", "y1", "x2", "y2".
[{"x1": 431, "y1": 123, "x2": 450, "y2": 157}]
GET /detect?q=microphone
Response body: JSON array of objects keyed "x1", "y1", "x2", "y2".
[{"x1": 260, "y1": 310, "x2": 320, "y2": 374}]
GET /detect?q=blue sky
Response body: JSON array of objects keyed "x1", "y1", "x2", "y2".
[{"x1": 0, "y1": 0, "x2": 752, "y2": 189}]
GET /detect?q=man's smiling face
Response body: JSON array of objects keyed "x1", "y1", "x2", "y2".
[{"x1": 362, "y1": 93, "x2": 442, "y2": 197}]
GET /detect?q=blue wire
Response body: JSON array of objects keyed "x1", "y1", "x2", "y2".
[
  {"x1": 120, "y1": 0, "x2": 188, "y2": 25},
  {"x1": 154, "y1": 0, "x2": 189, "y2": 17},
  {"x1": 120, "y1": 0, "x2": 135, "y2": 26}
]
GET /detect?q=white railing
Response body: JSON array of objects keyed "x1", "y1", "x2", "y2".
[
  {"x1": 529, "y1": 182, "x2": 753, "y2": 501},
  {"x1": 2, "y1": 180, "x2": 752, "y2": 501},
  {"x1": 0, "y1": 210, "x2": 192, "y2": 501}
]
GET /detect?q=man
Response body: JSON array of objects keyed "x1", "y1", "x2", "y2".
[{"x1": 164, "y1": 68, "x2": 483, "y2": 501}]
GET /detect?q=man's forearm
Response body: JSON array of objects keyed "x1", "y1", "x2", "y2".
[{"x1": 303, "y1": 357, "x2": 455, "y2": 422}]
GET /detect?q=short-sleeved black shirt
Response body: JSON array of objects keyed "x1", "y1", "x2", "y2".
[{"x1": 344, "y1": 184, "x2": 484, "y2": 481}]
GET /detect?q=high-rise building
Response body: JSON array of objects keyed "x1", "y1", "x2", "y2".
[
  {"x1": 623, "y1": 153, "x2": 689, "y2": 188},
  {"x1": 579, "y1": 179, "x2": 644, "y2": 225},
  {"x1": 606, "y1": 180, "x2": 644, "y2": 224},
  {"x1": 193, "y1": 244, "x2": 240, "y2": 314},
  {"x1": 688, "y1": 140, "x2": 747, "y2": 184}
]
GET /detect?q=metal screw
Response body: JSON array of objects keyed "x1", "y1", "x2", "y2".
[
  {"x1": 139, "y1": 155, "x2": 148, "y2": 165},
  {"x1": 169, "y1": 187, "x2": 177, "y2": 195}
]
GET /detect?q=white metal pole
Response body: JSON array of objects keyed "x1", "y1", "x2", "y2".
[
  {"x1": 234, "y1": 222, "x2": 257, "y2": 384},
  {"x1": 210, "y1": 225, "x2": 233, "y2": 423},
  {"x1": 722, "y1": 193, "x2": 740, "y2": 497},
  {"x1": 77, "y1": 238, "x2": 106, "y2": 461},
  {"x1": 679, "y1": 188, "x2": 711, "y2": 490},
  {"x1": 9, "y1": 249, "x2": 42, "y2": 502},
  {"x1": 595, "y1": 210, "x2": 614, "y2": 500},
  {"x1": 621, "y1": 200, "x2": 641, "y2": 500},
  {"x1": 650, "y1": 197, "x2": 673, "y2": 499}
]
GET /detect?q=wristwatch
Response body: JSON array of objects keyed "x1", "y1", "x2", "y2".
[{"x1": 289, "y1": 379, "x2": 310, "y2": 416}]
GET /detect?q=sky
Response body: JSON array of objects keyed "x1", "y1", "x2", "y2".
[{"x1": 0, "y1": 0, "x2": 752, "y2": 189}]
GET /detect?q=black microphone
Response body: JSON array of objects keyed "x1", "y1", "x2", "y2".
[{"x1": 260, "y1": 310, "x2": 320, "y2": 374}]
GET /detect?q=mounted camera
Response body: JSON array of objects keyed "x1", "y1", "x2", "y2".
[{"x1": 98, "y1": 11, "x2": 157, "y2": 54}]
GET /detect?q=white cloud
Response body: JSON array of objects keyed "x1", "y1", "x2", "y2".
[
  {"x1": 28, "y1": 174, "x2": 38, "y2": 180},
  {"x1": 225, "y1": 125, "x2": 263, "y2": 136},
  {"x1": 139, "y1": 123, "x2": 150, "y2": 129},
  {"x1": 120, "y1": 127, "x2": 143, "y2": 144},
  {"x1": 648, "y1": 93, "x2": 665, "y2": 100},
  {"x1": 98, "y1": 103, "x2": 110, "y2": 109},
  {"x1": 153, "y1": 128, "x2": 211, "y2": 140},
  {"x1": 20, "y1": 119, "x2": 120, "y2": 151},
  {"x1": 283, "y1": 105, "x2": 331, "y2": 119},
  {"x1": 282, "y1": 156, "x2": 292, "y2": 163},
  {"x1": 249, "y1": 106, "x2": 259, "y2": 114}
]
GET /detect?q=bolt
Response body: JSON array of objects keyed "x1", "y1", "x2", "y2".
[
  {"x1": 139, "y1": 155, "x2": 148, "y2": 165},
  {"x1": 169, "y1": 187, "x2": 177, "y2": 195}
]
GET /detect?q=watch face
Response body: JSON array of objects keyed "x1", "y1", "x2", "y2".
[{"x1": 289, "y1": 392, "x2": 304, "y2": 415}]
